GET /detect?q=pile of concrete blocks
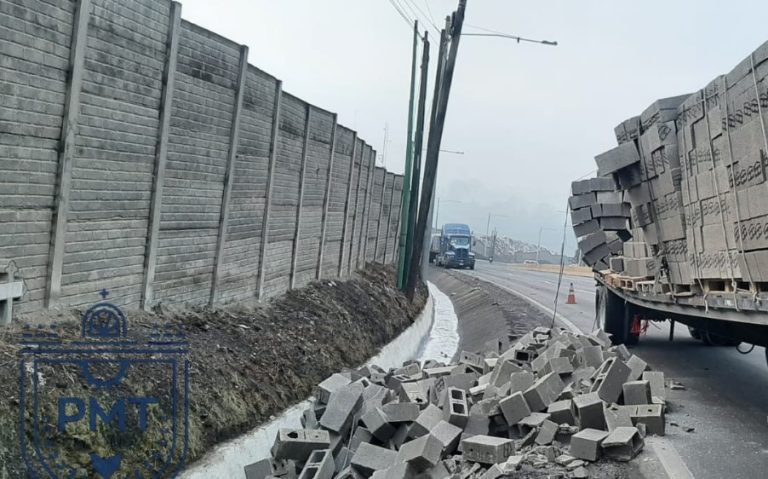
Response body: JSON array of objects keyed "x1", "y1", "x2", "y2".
[
  {"x1": 573, "y1": 40, "x2": 768, "y2": 287},
  {"x1": 570, "y1": 178, "x2": 631, "y2": 271},
  {"x1": 244, "y1": 326, "x2": 670, "y2": 479}
]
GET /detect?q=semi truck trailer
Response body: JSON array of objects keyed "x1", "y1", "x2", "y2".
[
  {"x1": 435, "y1": 223, "x2": 475, "y2": 269},
  {"x1": 572, "y1": 40, "x2": 768, "y2": 365}
]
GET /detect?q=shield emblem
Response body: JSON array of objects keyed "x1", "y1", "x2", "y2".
[{"x1": 19, "y1": 293, "x2": 189, "y2": 478}]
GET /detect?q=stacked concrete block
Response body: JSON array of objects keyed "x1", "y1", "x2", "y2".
[
  {"x1": 574, "y1": 41, "x2": 768, "y2": 288},
  {"x1": 250, "y1": 327, "x2": 671, "y2": 477}
]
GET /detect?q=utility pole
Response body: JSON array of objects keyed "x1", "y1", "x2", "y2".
[
  {"x1": 404, "y1": 30, "x2": 430, "y2": 290},
  {"x1": 396, "y1": 21, "x2": 420, "y2": 289},
  {"x1": 486, "y1": 212, "x2": 491, "y2": 236},
  {"x1": 536, "y1": 226, "x2": 542, "y2": 264},
  {"x1": 407, "y1": 0, "x2": 467, "y2": 301}
]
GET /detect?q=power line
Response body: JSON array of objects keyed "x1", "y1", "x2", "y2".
[
  {"x1": 464, "y1": 23, "x2": 557, "y2": 46},
  {"x1": 385, "y1": 0, "x2": 426, "y2": 40},
  {"x1": 422, "y1": 0, "x2": 437, "y2": 27},
  {"x1": 402, "y1": 0, "x2": 440, "y2": 33}
]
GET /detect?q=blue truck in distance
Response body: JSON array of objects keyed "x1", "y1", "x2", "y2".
[{"x1": 435, "y1": 223, "x2": 475, "y2": 269}]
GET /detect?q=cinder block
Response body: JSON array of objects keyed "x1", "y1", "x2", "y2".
[
  {"x1": 315, "y1": 373, "x2": 353, "y2": 404},
  {"x1": 389, "y1": 423, "x2": 411, "y2": 449},
  {"x1": 272, "y1": 429, "x2": 331, "y2": 462},
  {"x1": 547, "y1": 399, "x2": 575, "y2": 425},
  {"x1": 460, "y1": 435, "x2": 515, "y2": 464},
  {"x1": 430, "y1": 420, "x2": 462, "y2": 454},
  {"x1": 350, "y1": 443, "x2": 398, "y2": 476},
  {"x1": 399, "y1": 381, "x2": 430, "y2": 406},
  {"x1": 361, "y1": 407, "x2": 396, "y2": 441},
  {"x1": 534, "y1": 419, "x2": 559, "y2": 445},
  {"x1": 626, "y1": 355, "x2": 648, "y2": 381},
  {"x1": 631, "y1": 404, "x2": 665, "y2": 436},
  {"x1": 590, "y1": 358, "x2": 631, "y2": 403},
  {"x1": 578, "y1": 346, "x2": 604, "y2": 369},
  {"x1": 244, "y1": 458, "x2": 295, "y2": 479},
  {"x1": 603, "y1": 404, "x2": 634, "y2": 432},
  {"x1": 499, "y1": 392, "x2": 531, "y2": 426},
  {"x1": 516, "y1": 412, "x2": 550, "y2": 435},
  {"x1": 595, "y1": 142, "x2": 641, "y2": 176},
  {"x1": 601, "y1": 426, "x2": 644, "y2": 461},
  {"x1": 408, "y1": 404, "x2": 443, "y2": 438},
  {"x1": 381, "y1": 402, "x2": 420, "y2": 423},
  {"x1": 395, "y1": 434, "x2": 442, "y2": 471},
  {"x1": 622, "y1": 380, "x2": 652, "y2": 405},
  {"x1": 335, "y1": 447, "x2": 353, "y2": 473},
  {"x1": 509, "y1": 371, "x2": 535, "y2": 394},
  {"x1": 320, "y1": 383, "x2": 364, "y2": 435},
  {"x1": 349, "y1": 427, "x2": 373, "y2": 452},
  {"x1": 572, "y1": 392, "x2": 605, "y2": 431},
  {"x1": 370, "y1": 462, "x2": 416, "y2": 479},
  {"x1": 642, "y1": 371, "x2": 666, "y2": 400},
  {"x1": 570, "y1": 428, "x2": 610, "y2": 461},
  {"x1": 523, "y1": 372, "x2": 564, "y2": 412},
  {"x1": 298, "y1": 449, "x2": 335, "y2": 479},
  {"x1": 490, "y1": 359, "x2": 521, "y2": 387},
  {"x1": 543, "y1": 356, "x2": 574, "y2": 376},
  {"x1": 443, "y1": 387, "x2": 469, "y2": 428}
]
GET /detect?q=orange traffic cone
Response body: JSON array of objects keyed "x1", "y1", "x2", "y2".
[{"x1": 566, "y1": 283, "x2": 576, "y2": 304}]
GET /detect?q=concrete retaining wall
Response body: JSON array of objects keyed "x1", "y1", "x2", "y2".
[{"x1": 1, "y1": 0, "x2": 404, "y2": 318}]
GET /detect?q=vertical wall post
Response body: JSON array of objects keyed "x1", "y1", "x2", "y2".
[
  {"x1": 45, "y1": 0, "x2": 92, "y2": 308},
  {"x1": 142, "y1": 2, "x2": 182, "y2": 310},
  {"x1": 257, "y1": 81, "x2": 283, "y2": 300},
  {"x1": 210, "y1": 45, "x2": 249, "y2": 306},
  {"x1": 347, "y1": 140, "x2": 365, "y2": 274},
  {"x1": 316, "y1": 115, "x2": 338, "y2": 279},
  {"x1": 373, "y1": 170, "x2": 388, "y2": 261},
  {"x1": 338, "y1": 134, "x2": 358, "y2": 277},
  {"x1": 383, "y1": 174, "x2": 397, "y2": 263},
  {"x1": 359, "y1": 152, "x2": 376, "y2": 268},
  {"x1": 290, "y1": 105, "x2": 312, "y2": 289}
]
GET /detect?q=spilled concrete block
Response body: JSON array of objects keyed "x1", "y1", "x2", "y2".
[
  {"x1": 572, "y1": 392, "x2": 606, "y2": 431},
  {"x1": 320, "y1": 383, "x2": 364, "y2": 435},
  {"x1": 547, "y1": 399, "x2": 575, "y2": 426},
  {"x1": 430, "y1": 420, "x2": 462, "y2": 454},
  {"x1": 642, "y1": 371, "x2": 666, "y2": 400},
  {"x1": 461, "y1": 435, "x2": 515, "y2": 464},
  {"x1": 626, "y1": 355, "x2": 648, "y2": 381},
  {"x1": 604, "y1": 404, "x2": 633, "y2": 431},
  {"x1": 570, "y1": 428, "x2": 610, "y2": 461},
  {"x1": 623, "y1": 380, "x2": 652, "y2": 405},
  {"x1": 535, "y1": 419, "x2": 559, "y2": 445},
  {"x1": 601, "y1": 426, "x2": 644, "y2": 461},
  {"x1": 370, "y1": 462, "x2": 416, "y2": 479},
  {"x1": 499, "y1": 392, "x2": 531, "y2": 426},
  {"x1": 543, "y1": 356, "x2": 574, "y2": 376},
  {"x1": 509, "y1": 371, "x2": 535, "y2": 394},
  {"x1": 523, "y1": 372, "x2": 564, "y2": 411},
  {"x1": 298, "y1": 449, "x2": 334, "y2": 479},
  {"x1": 272, "y1": 429, "x2": 331, "y2": 463},
  {"x1": 244, "y1": 458, "x2": 295, "y2": 479},
  {"x1": 395, "y1": 434, "x2": 442, "y2": 471},
  {"x1": 408, "y1": 404, "x2": 443, "y2": 439},
  {"x1": 578, "y1": 346, "x2": 604, "y2": 369},
  {"x1": 315, "y1": 374, "x2": 352, "y2": 404},
  {"x1": 360, "y1": 408, "x2": 396, "y2": 441},
  {"x1": 631, "y1": 404, "x2": 665, "y2": 436},
  {"x1": 443, "y1": 387, "x2": 469, "y2": 428},
  {"x1": 590, "y1": 357, "x2": 631, "y2": 403},
  {"x1": 350, "y1": 443, "x2": 398, "y2": 476},
  {"x1": 382, "y1": 402, "x2": 420, "y2": 423}
]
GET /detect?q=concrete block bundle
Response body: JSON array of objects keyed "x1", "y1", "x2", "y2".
[
  {"x1": 570, "y1": 178, "x2": 631, "y2": 271},
  {"x1": 246, "y1": 327, "x2": 670, "y2": 478},
  {"x1": 573, "y1": 40, "x2": 768, "y2": 286}
]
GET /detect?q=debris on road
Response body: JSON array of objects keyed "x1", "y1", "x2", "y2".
[{"x1": 246, "y1": 326, "x2": 674, "y2": 478}]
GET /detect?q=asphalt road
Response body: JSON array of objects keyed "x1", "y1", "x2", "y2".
[{"x1": 461, "y1": 261, "x2": 768, "y2": 479}]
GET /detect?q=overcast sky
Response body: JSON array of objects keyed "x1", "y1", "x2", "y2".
[{"x1": 180, "y1": 0, "x2": 768, "y2": 251}]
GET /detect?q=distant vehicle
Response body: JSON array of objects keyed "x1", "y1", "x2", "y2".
[
  {"x1": 436, "y1": 223, "x2": 475, "y2": 269},
  {"x1": 429, "y1": 234, "x2": 440, "y2": 263},
  {"x1": 523, "y1": 260, "x2": 539, "y2": 265}
]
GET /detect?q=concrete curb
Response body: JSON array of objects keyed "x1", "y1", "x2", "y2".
[{"x1": 180, "y1": 289, "x2": 436, "y2": 479}]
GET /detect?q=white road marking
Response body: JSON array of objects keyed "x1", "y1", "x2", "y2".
[{"x1": 645, "y1": 437, "x2": 695, "y2": 479}]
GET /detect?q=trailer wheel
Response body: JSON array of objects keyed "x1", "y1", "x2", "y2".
[
  {"x1": 688, "y1": 327, "x2": 702, "y2": 340},
  {"x1": 702, "y1": 330, "x2": 741, "y2": 347},
  {"x1": 597, "y1": 285, "x2": 636, "y2": 345}
]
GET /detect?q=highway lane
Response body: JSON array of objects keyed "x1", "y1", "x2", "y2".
[{"x1": 461, "y1": 261, "x2": 768, "y2": 479}]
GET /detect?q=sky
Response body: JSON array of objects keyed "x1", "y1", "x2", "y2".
[{"x1": 179, "y1": 0, "x2": 768, "y2": 251}]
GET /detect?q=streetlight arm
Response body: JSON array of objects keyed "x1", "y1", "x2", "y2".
[{"x1": 461, "y1": 32, "x2": 557, "y2": 46}]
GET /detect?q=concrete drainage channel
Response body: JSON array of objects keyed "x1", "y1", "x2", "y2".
[{"x1": 181, "y1": 282, "x2": 459, "y2": 478}]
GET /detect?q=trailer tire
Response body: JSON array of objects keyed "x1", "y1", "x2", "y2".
[
  {"x1": 702, "y1": 330, "x2": 741, "y2": 347},
  {"x1": 598, "y1": 285, "x2": 636, "y2": 345},
  {"x1": 688, "y1": 327, "x2": 702, "y2": 340}
]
